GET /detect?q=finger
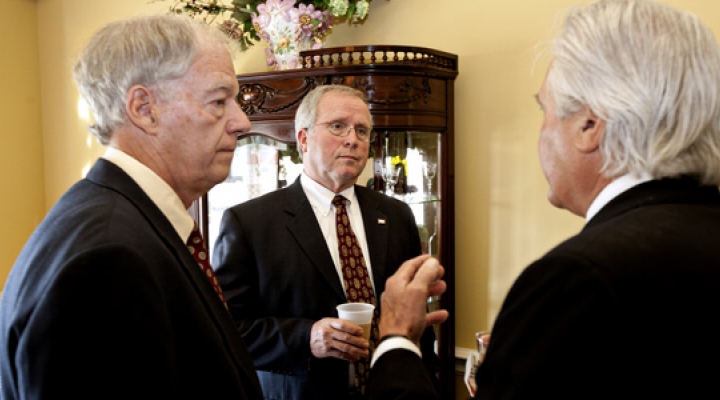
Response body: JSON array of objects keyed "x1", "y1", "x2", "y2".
[
  {"x1": 410, "y1": 257, "x2": 443, "y2": 287},
  {"x1": 426, "y1": 310, "x2": 449, "y2": 326},
  {"x1": 393, "y1": 254, "x2": 433, "y2": 284},
  {"x1": 427, "y1": 280, "x2": 447, "y2": 297},
  {"x1": 331, "y1": 324, "x2": 369, "y2": 349},
  {"x1": 330, "y1": 319, "x2": 364, "y2": 337},
  {"x1": 332, "y1": 337, "x2": 369, "y2": 360}
]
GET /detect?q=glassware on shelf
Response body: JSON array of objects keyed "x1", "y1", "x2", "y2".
[
  {"x1": 382, "y1": 162, "x2": 401, "y2": 197},
  {"x1": 422, "y1": 161, "x2": 437, "y2": 198}
]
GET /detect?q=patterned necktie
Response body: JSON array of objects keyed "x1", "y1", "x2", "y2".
[
  {"x1": 332, "y1": 195, "x2": 379, "y2": 394},
  {"x1": 187, "y1": 223, "x2": 228, "y2": 309}
]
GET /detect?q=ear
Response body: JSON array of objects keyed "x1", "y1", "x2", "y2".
[
  {"x1": 297, "y1": 128, "x2": 309, "y2": 153},
  {"x1": 574, "y1": 106, "x2": 604, "y2": 153},
  {"x1": 126, "y1": 85, "x2": 158, "y2": 134}
]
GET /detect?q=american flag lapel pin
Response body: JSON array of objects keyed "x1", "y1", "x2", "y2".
[{"x1": 378, "y1": 218, "x2": 387, "y2": 225}]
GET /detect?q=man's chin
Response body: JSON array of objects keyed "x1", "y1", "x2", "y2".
[
  {"x1": 210, "y1": 165, "x2": 233, "y2": 185},
  {"x1": 336, "y1": 168, "x2": 362, "y2": 182}
]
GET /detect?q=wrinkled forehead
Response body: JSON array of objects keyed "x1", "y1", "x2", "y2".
[{"x1": 317, "y1": 92, "x2": 372, "y2": 122}]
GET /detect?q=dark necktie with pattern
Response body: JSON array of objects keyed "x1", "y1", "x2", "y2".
[
  {"x1": 332, "y1": 195, "x2": 379, "y2": 394},
  {"x1": 187, "y1": 223, "x2": 228, "y2": 309}
]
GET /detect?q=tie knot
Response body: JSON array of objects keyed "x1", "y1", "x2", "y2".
[
  {"x1": 332, "y1": 195, "x2": 347, "y2": 208},
  {"x1": 187, "y1": 224, "x2": 204, "y2": 246}
]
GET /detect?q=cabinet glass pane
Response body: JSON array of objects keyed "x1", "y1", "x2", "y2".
[
  {"x1": 206, "y1": 136, "x2": 302, "y2": 253},
  {"x1": 373, "y1": 131, "x2": 442, "y2": 257}
]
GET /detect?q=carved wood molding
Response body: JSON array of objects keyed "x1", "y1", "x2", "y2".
[
  {"x1": 237, "y1": 76, "x2": 432, "y2": 116},
  {"x1": 238, "y1": 79, "x2": 315, "y2": 115},
  {"x1": 351, "y1": 77, "x2": 431, "y2": 105}
]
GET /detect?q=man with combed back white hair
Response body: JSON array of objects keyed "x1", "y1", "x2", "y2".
[
  {"x1": 0, "y1": 14, "x2": 263, "y2": 399},
  {"x1": 366, "y1": 0, "x2": 720, "y2": 398}
]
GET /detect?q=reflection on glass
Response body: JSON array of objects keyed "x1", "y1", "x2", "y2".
[{"x1": 206, "y1": 136, "x2": 301, "y2": 253}]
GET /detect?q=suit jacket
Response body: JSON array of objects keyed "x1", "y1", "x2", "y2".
[
  {"x1": 0, "y1": 159, "x2": 263, "y2": 400},
  {"x1": 367, "y1": 177, "x2": 720, "y2": 399},
  {"x1": 213, "y1": 177, "x2": 438, "y2": 399}
]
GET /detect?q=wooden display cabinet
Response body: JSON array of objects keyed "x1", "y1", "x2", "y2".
[{"x1": 191, "y1": 45, "x2": 458, "y2": 398}]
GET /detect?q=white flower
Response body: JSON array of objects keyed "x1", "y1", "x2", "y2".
[
  {"x1": 328, "y1": 0, "x2": 350, "y2": 17},
  {"x1": 353, "y1": 0, "x2": 370, "y2": 21}
]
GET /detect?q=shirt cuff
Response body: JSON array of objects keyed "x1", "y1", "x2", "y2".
[{"x1": 370, "y1": 337, "x2": 421, "y2": 368}]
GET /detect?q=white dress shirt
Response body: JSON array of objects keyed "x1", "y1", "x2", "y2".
[
  {"x1": 300, "y1": 172, "x2": 376, "y2": 294},
  {"x1": 102, "y1": 147, "x2": 195, "y2": 243}
]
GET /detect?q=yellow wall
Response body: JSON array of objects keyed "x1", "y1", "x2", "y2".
[
  {"x1": 5, "y1": 0, "x2": 720, "y2": 364},
  {"x1": 0, "y1": 0, "x2": 45, "y2": 283}
]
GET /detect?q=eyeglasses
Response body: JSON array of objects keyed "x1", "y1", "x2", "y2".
[{"x1": 314, "y1": 121, "x2": 377, "y2": 142}]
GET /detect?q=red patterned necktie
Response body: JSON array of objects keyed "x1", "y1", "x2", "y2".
[
  {"x1": 332, "y1": 195, "x2": 379, "y2": 394},
  {"x1": 187, "y1": 223, "x2": 228, "y2": 309}
]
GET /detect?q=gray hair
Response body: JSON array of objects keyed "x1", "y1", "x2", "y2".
[
  {"x1": 547, "y1": 0, "x2": 720, "y2": 185},
  {"x1": 294, "y1": 84, "x2": 369, "y2": 149},
  {"x1": 72, "y1": 14, "x2": 230, "y2": 145}
]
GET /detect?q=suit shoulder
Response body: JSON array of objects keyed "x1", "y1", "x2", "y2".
[
  {"x1": 356, "y1": 186, "x2": 414, "y2": 214},
  {"x1": 226, "y1": 186, "x2": 294, "y2": 211}
]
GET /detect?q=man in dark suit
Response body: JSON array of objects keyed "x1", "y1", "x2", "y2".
[
  {"x1": 367, "y1": 0, "x2": 720, "y2": 399},
  {"x1": 0, "y1": 15, "x2": 263, "y2": 399},
  {"x1": 213, "y1": 84, "x2": 438, "y2": 399}
]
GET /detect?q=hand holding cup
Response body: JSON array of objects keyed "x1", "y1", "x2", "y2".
[{"x1": 336, "y1": 302, "x2": 375, "y2": 341}]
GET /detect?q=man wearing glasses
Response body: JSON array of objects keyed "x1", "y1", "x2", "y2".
[{"x1": 212, "y1": 85, "x2": 439, "y2": 400}]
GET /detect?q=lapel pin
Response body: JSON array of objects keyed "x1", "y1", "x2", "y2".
[{"x1": 378, "y1": 218, "x2": 386, "y2": 225}]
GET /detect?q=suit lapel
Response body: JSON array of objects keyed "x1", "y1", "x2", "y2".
[
  {"x1": 355, "y1": 186, "x2": 389, "y2": 294},
  {"x1": 87, "y1": 159, "x2": 222, "y2": 308},
  {"x1": 284, "y1": 179, "x2": 347, "y2": 300},
  {"x1": 85, "y1": 159, "x2": 259, "y2": 386}
]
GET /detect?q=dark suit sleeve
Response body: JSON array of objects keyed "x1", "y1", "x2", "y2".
[
  {"x1": 15, "y1": 246, "x2": 182, "y2": 398},
  {"x1": 212, "y1": 206, "x2": 315, "y2": 375},
  {"x1": 366, "y1": 349, "x2": 440, "y2": 400}
]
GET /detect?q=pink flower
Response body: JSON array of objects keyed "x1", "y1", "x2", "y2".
[
  {"x1": 260, "y1": 0, "x2": 296, "y2": 22},
  {"x1": 251, "y1": 4, "x2": 271, "y2": 35},
  {"x1": 293, "y1": 4, "x2": 326, "y2": 37},
  {"x1": 264, "y1": 47, "x2": 276, "y2": 67}
]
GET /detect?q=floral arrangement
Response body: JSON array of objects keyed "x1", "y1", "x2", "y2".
[{"x1": 165, "y1": 0, "x2": 372, "y2": 52}]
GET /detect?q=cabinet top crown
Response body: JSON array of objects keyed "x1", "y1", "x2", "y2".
[{"x1": 300, "y1": 45, "x2": 458, "y2": 75}]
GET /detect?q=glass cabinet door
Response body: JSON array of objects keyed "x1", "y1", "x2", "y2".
[
  {"x1": 372, "y1": 130, "x2": 442, "y2": 254},
  {"x1": 372, "y1": 130, "x2": 443, "y2": 333}
]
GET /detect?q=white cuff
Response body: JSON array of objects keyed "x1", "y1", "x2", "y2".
[{"x1": 370, "y1": 337, "x2": 421, "y2": 368}]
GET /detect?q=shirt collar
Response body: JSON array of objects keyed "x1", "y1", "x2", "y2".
[
  {"x1": 102, "y1": 147, "x2": 195, "y2": 241},
  {"x1": 586, "y1": 172, "x2": 652, "y2": 222},
  {"x1": 300, "y1": 172, "x2": 357, "y2": 214}
]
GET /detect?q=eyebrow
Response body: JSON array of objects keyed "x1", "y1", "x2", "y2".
[
  {"x1": 208, "y1": 82, "x2": 237, "y2": 97},
  {"x1": 327, "y1": 119, "x2": 372, "y2": 128}
]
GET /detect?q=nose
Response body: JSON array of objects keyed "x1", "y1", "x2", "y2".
[
  {"x1": 227, "y1": 100, "x2": 252, "y2": 137},
  {"x1": 342, "y1": 127, "x2": 363, "y2": 146}
]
